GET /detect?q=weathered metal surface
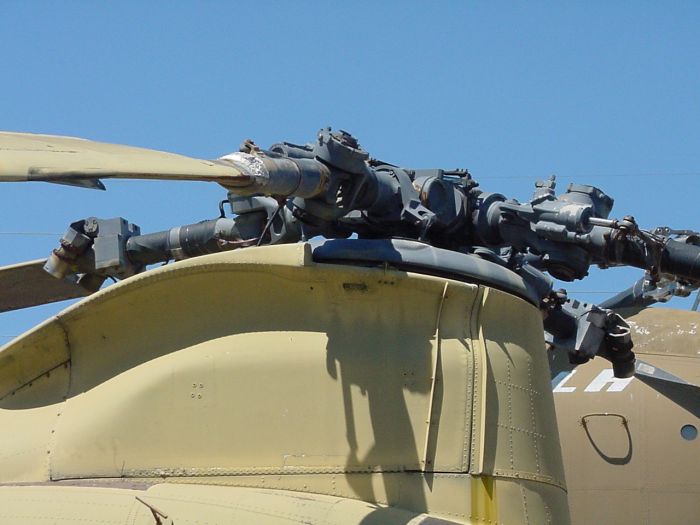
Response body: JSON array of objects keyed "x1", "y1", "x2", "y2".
[
  {"x1": 553, "y1": 307, "x2": 700, "y2": 525},
  {"x1": 0, "y1": 483, "x2": 469, "y2": 524},
  {"x1": 0, "y1": 131, "x2": 248, "y2": 188},
  {"x1": 0, "y1": 259, "x2": 88, "y2": 313},
  {"x1": 0, "y1": 243, "x2": 569, "y2": 524}
]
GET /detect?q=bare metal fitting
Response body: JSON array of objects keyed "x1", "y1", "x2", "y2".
[{"x1": 43, "y1": 251, "x2": 74, "y2": 279}]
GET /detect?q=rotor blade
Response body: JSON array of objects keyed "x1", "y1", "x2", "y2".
[
  {"x1": 0, "y1": 131, "x2": 252, "y2": 189},
  {"x1": 623, "y1": 307, "x2": 700, "y2": 417},
  {"x1": 599, "y1": 277, "x2": 655, "y2": 314},
  {"x1": 635, "y1": 359, "x2": 699, "y2": 388},
  {"x1": 0, "y1": 259, "x2": 89, "y2": 313},
  {"x1": 635, "y1": 360, "x2": 700, "y2": 418}
]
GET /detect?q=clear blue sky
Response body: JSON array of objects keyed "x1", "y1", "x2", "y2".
[{"x1": 1, "y1": 2, "x2": 700, "y2": 341}]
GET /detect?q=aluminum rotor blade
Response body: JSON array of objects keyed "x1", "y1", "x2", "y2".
[
  {"x1": 635, "y1": 359, "x2": 699, "y2": 388},
  {"x1": 635, "y1": 360, "x2": 700, "y2": 418},
  {"x1": 0, "y1": 131, "x2": 253, "y2": 190},
  {"x1": 0, "y1": 259, "x2": 89, "y2": 313},
  {"x1": 622, "y1": 308, "x2": 700, "y2": 417}
]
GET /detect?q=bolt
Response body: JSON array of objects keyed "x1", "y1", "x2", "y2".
[{"x1": 84, "y1": 218, "x2": 99, "y2": 235}]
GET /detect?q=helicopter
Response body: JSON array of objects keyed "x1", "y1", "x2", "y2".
[
  {"x1": 551, "y1": 275, "x2": 700, "y2": 525},
  {"x1": 0, "y1": 128, "x2": 698, "y2": 524}
]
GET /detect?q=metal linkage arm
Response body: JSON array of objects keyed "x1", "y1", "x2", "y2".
[
  {"x1": 43, "y1": 197, "x2": 300, "y2": 289},
  {"x1": 544, "y1": 295, "x2": 635, "y2": 378},
  {"x1": 597, "y1": 224, "x2": 700, "y2": 283},
  {"x1": 472, "y1": 177, "x2": 700, "y2": 285}
]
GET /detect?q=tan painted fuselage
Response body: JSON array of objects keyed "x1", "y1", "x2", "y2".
[{"x1": 0, "y1": 243, "x2": 568, "y2": 524}]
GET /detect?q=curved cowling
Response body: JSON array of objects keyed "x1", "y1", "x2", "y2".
[
  {"x1": 310, "y1": 238, "x2": 544, "y2": 305},
  {"x1": 0, "y1": 243, "x2": 569, "y2": 524}
]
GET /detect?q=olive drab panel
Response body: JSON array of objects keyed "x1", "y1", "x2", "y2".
[{"x1": 554, "y1": 307, "x2": 700, "y2": 525}]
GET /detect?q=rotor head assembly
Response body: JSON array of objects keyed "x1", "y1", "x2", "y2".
[{"x1": 2, "y1": 127, "x2": 700, "y2": 378}]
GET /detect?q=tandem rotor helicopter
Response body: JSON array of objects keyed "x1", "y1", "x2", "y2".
[{"x1": 0, "y1": 128, "x2": 698, "y2": 524}]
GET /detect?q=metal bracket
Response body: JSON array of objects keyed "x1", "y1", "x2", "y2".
[
  {"x1": 135, "y1": 496, "x2": 174, "y2": 525},
  {"x1": 581, "y1": 412, "x2": 629, "y2": 428}
]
